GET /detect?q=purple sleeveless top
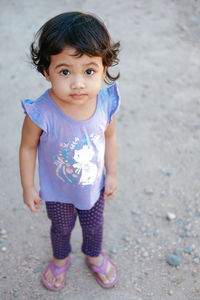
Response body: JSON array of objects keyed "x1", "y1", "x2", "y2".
[{"x1": 21, "y1": 83, "x2": 120, "y2": 209}]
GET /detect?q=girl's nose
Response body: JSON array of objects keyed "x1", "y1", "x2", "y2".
[{"x1": 71, "y1": 75, "x2": 85, "y2": 89}]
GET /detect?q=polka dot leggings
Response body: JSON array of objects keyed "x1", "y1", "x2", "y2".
[{"x1": 45, "y1": 192, "x2": 104, "y2": 259}]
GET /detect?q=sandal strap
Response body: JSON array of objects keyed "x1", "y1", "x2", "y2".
[
  {"x1": 90, "y1": 253, "x2": 108, "y2": 276},
  {"x1": 49, "y1": 261, "x2": 69, "y2": 280}
]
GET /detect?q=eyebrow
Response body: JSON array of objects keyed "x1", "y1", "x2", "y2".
[
  {"x1": 83, "y1": 62, "x2": 100, "y2": 68},
  {"x1": 55, "y1": 63, "x2": 71, "y2": 70},
  {"x1": 55, "y1": 62, "x2": 100, "y2": 70}
]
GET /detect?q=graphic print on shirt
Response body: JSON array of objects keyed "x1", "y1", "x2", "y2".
[
  {"x1": 53, "y1": 135, "x2": 104, "y2": 187},
  {"x1": 73, "y1": 145, "x2": 97, "y2": 185}
]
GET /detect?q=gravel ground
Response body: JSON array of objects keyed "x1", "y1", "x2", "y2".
[{"x1": 1, "y1": 0, "x2": 200, "y2": 299}]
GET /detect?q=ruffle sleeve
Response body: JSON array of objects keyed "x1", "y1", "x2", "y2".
[
  {"x1": 106, "y1": 82, "x2": 120, "y2": 124},
  {"x1": 21, "y1": 98, "x2": 48, "y2": 132}
]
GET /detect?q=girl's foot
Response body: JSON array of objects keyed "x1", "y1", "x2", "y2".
[
  {"x1": 86, "y1": 252, "x2": 118, "y2": 287},
  {"x1": 42, "y1": 255, "x2": 71, "y2": 291}
]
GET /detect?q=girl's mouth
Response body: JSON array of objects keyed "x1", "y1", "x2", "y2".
[{"x1": 70, "y1": 94, "x2": 86, "y2": 99}]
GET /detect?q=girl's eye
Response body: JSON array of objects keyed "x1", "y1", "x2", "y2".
[
  {"x1": 85, "y1": 69, "x2": 94, "y2": 75},
  {"x1": 61, "y1": 69, "x2": 70, "y2": 76}
]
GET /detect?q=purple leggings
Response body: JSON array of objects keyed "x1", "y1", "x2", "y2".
[{"x1": 45, "y1": 192, "x2": 104, "y2": 259}]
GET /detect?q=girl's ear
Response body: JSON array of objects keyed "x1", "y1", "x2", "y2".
[{"x1": 44, "y1": 70, "x2": 50, "y2": 82}]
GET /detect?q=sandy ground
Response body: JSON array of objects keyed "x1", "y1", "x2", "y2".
[{"x1": 1, "y1": 0, "x2": 200, "y2": 299}]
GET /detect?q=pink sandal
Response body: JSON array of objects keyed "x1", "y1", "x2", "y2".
[
  {"x1": 86, "y1": 252, "x2": 119, "y2": 288},
  {"x1": 42, "y1": 254, "x2": 71, "y2": 291}
]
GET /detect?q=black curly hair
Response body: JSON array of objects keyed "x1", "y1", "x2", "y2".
[{"x1": 30, "y1": 12, "x2": 120, "y2": 85}]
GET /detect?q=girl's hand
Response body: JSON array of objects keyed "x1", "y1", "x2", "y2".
[
  {"x1": 103, "y1": 174, "x2": 117, "y2": 200},
  {"x1": 23, "y1": 187, "x2": 42, "y2": 212}
]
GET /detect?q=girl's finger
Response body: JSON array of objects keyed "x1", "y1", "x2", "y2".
[
  {"x1": 104, "y1": 190, "x2": 116, "y2": 200},
  {"x1": 35, "y1": 198, "x2": 42, "y2": 204}
]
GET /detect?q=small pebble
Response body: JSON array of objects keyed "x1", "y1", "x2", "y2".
[
  {"x1": 185, "y1": 206, "x2": 192, "y2": 212},
  {"x1": 153, "y1": 230, "x2": 160, "y2": 237},
  {"x1": 184, "y1": 247, "x2": 193, "y2": 254},
  {"x1": 0, "y1": 228, "x2": 7, "y2": 236},
  {"x1": 45, "y1": 233, "x2": 50, "y2": 240},
  {"x1": 195, "y1": 210, "x2": 200, "y2": 217},
  {"x1": 131, "y1": 210, "x2": 140, "y2": 215},
  {"x1": 33, "y1": 269, "x2": 41, "y2": 273},
  {"x1": 122, "y1": 235, "x2": 131, "y2": 242},
  {"x1": 166, "y1": 254, "x2": 181, "y2": 266},
  {"x1": 1, "y1": 247, "x2": 6, "y2": 252},
  {"x1": 148, "y1": 210, "x2": 154, "y2": 216},
  {"x1": 193, "y1": 257, "x2": 200, "y2": 264},
  {"x1": 147, "y1": 292, "x2": 154, "y2": 297},
  {"x1": 168, "y1": 290, "x2": 173, "y2": 296},
  {"x1": 133, "y1": 216, "x2": 141, "y2": 223},
  {"x1": 161, "y1": 191, "x2": 168, "y2": 197},
  {"x1": 192, "y1": 270, "x2": 197, "y2": 277},
  {"x1": 135, "y1": 238, "x2": 142, "y2": 244},
  {"x1": 160, "y1": 168, "x2": 171, "y2": 176},
  {"x1": 140, "y1": 226, "x2": 147, "y2": 233},
  {"x1": 124, "y1": 244, "x2": 131, "y2": 249},
  {"x1": 166, "y1": 212, "x2": 176, "y2": 221},
  {"x1": 144, "y1": 188, "x2": 154, "y2": 195},
  {"x1": 142, "y1": 251, "x2": 149, "y2": 257},
  {"x1": 167, "y1": 79, "x2": 172, "y2": 84},
  {"x1": 110, "y1": 247, "x2": 117, "y2": 254},
  {"x1": 13, "y1": 289, "x2": 18, "y2": 297},
  {"x1": 192, "y1": 244, "x2": 196, "y2": 250},
  {"x1": 136, "y1": 287, "x2": 142, "y2": 293}
]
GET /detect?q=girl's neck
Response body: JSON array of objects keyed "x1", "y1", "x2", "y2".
[
  {"x1": 60, "y1": 99, "x2": 97, "y2": 121},
  {"x1": 49, "y1": 90, "x2": 98, "y2": 121}
]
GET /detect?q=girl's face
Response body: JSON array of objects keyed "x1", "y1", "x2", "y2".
[{"x1": 44, "y1": 46, "x2": 106, "y2": 108}]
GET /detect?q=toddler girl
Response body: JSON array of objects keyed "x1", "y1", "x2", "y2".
[{"x1": 19, "y1": 12, "x2": 120, "y2": 291}]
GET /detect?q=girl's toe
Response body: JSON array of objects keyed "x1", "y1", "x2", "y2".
[
  {"x1": 54, "y1": 276, "x2": 64, "y2": 287},
  {"x1": 46, "y1": 269, "x2": 55, "y2": 285}
]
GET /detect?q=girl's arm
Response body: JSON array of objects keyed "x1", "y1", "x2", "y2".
[
  {"x1": 19, "y1": 115, "x2": 43, "y2": 212},
  {"x1": 104, "y1": 117, "x2": 117, "y2": 200}
]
